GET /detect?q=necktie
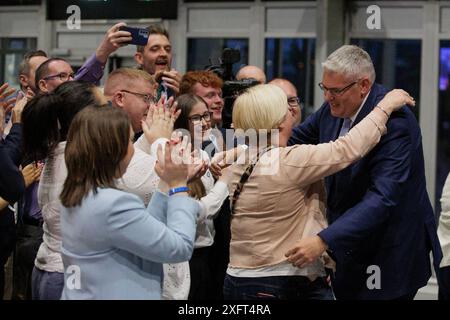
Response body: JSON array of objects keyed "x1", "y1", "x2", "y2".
[
  {"x1": 339, "y1": 118, "x2": 352, "y2": 137},
  {"x1": 156, "y1": 83, "x2": 166, "y2": 101},
  {"x1": 202, "y1": 140, "x2": 216, "y2": 158}
]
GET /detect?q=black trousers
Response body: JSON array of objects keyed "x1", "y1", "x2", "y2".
[
  {"x1": 0, "y1": 208, "x2": 17, "y2": 300},
  {"x1": 12, "y1": 223, "x2": 43, "y2": 300},
  {"x1": 188, "y1": 247, "x2": 213, "y2": 300},
  {"x1": 438, "y1": 266, "x2": 450, "y2": 300},
  {"x1": 209, "y1": 200, "x2": 231, "y2": 300}
]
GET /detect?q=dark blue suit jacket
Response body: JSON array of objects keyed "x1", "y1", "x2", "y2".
[
  {"x1": 289, "y1": 83, "x2": 442, "y2": 299},
  {"x1": 0, "y1": 123, "x2": 24, "y2": 203}
]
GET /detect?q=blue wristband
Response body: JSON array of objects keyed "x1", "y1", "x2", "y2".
[{"x1": 168, "y1": 186, "x2": 189, "y2": 196}]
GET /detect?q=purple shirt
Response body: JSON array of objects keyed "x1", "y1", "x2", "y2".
[
  {"x1": 24, "y1": 181, "x2": 42, "y2": 221},
  {"x1": 74, "y1": 53, "x2": 105, "y2": 85}
]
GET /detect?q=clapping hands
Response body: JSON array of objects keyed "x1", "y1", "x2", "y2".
[
  {"x1": 142, "y1": 95, "x2": 180, "y2": 145},
  {"x1": 155, "y1": 135, "x2": 191, "y2": 189}
]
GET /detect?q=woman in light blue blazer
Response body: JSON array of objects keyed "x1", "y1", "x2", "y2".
[{"x1": 59, "y1": 105, "x2": 199, "y2": 300}]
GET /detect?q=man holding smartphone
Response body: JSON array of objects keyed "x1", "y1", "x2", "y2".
[{"x1": 134, "y1": 24, "x2": 181, "y2": 99}]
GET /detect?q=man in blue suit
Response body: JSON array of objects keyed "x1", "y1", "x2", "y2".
[{"x1": 286, "y1": 45, "x2": 442, "y2": 299}]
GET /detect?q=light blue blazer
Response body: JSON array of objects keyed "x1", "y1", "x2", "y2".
[{"x1": 60, "y1": 189, "x2": 198, "y2": 300}]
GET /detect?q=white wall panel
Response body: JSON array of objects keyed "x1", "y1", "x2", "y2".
[
  {"x1": 266, "y1": 7, "x2": 316, "y2": 33},
  {"x1": 0, "y1": 9, "x2": 40, "y2": 37},
  {"x1": 57, "y1": 33, "x2": 103, "y2": 49},
  {"x1": 440, "y1": 6, "x2": 450, "y2": 33},
  {"x1": 187, "y1": 8, "x2": 251, "y2": 33}
]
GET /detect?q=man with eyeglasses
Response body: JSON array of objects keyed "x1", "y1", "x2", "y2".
[
  {"x1": 34, "y1": 58, "x2": 76, "y2": 94},
  {"x1": 104, "y1": 68, "x2": 157, "y2": 139},
  {"x1": 103, "y1": 67, "x2": 162, "y2": 214},
  {"x1": 287, "y1": 45, "x2": 441, "y2": 300},
  {"x1": 269, "y1": 78, "x2": 302, "y2": 125}
]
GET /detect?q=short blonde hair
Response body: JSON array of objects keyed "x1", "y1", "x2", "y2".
[
  {"x1": 232, "y1": 84, "x2": 288, "y2": 131},
  {"x1": 104, "y1": 68, "x2": 155, "y2": 96}
]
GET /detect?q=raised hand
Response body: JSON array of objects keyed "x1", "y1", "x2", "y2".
[
  {"x1": 95, "y1": 22, "x2": 133, "y2": 64},
  {"x1": 155, "y1": 137, "x2": 190, "y2": 189},
  {"x1": 209, "y1": 152, "x2": 225, "y2": 178},
  {"x1": 187, "y1": 149, "x2": 208, "y2": 183},
  {"x1": 142, "y1": 96, "x2": 180, "y2": 145},
  {"x1": 170, "y1": 135, "x2": 192, "y2": 166},
  {"x1": 144, "y1": 95, "x2": 176, "y2": 127},
  {"x1": 11, "y1": 92, "x2": 27, "y2": 124},
  {"x1": 210, "y1": 145, "x2": 247, "y2": 178},
  {"x1": 0, "y1": 83, "x2": 17, "y2": 115}
]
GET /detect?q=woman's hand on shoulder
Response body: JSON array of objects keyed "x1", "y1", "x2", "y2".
[{"x1": 377, "y1": 89, "x2": 415, "y2": 115}]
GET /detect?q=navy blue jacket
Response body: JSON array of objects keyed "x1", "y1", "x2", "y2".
[
  {"x1": 0, "y1": 123, "x2": 24, "y2": 203},
  {"x1": 289, "y1": 83, "x2": 442, "y2": 299}
]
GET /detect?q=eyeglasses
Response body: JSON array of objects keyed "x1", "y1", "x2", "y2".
[
  {"x1": 287, "y1": 96, "x2": 301, "y2": 107},
  {"x1": 318, "y1": 81, "x2": 358, "y2": 96},
  {"x1": 121, "y1": 90, "x2": 157, "y2": 105},
  {"x1": 188, "y1": 112, "x2": 212, "y2": 124},
  {"x1": 43, "y1": 72, "x2": 75, "y2": 82}
]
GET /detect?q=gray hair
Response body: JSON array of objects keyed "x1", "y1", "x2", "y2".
[{"x1": 322, "y1": 45, "x2": 376, "y2": 83}]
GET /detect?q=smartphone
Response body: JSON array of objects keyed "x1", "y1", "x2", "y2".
[{"x1": 119, "y1": 26, "x2": 149, "y2": 46}]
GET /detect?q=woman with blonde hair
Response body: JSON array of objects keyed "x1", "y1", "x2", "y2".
[{"x1": 221, "y1": 84, "x2": 414, "y2": 300}]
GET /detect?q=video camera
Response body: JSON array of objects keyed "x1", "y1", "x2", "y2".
[{"x1": 206, "y1": 48, "x2": 259, "y2": 129}]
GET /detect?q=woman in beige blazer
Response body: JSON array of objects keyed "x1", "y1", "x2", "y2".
[{"x1": 219, "y1": 84, "x2": 414, "y2": 300}]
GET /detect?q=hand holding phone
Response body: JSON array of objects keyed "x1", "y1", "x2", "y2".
[
  {"x1": 118, "y1": 26, "x2": 149, "y2": 46},
  {"x1": 96, "y1": 22, "x2": 134, "y2": 63}
]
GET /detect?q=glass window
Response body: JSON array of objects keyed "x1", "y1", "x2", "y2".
[
  {"x1": 351, "y1": 39, "x2": 422, "y2": 120},
  {"x1": 0, "y1": 38, "x2": 37, "y2": 90},
  {"x1": 3, "y1": 53, "x2": 22, "y2": 87},
  {"x1": 265, "y1": 38, "x2": 316, "y2": 118},
  {"x1": 8, "y1": 39, "x2": 27, "y2": 50},
  {"x1": 187, "y1": 38, "x2": 249, "y2": 75},
  {"x1": 437, "y1": 41, "x2": 450, "y2": 214}
]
